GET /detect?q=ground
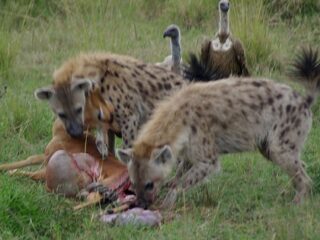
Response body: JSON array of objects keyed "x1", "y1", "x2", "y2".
[{"x1": 0, "y1": 0, "x2": 320, "y2": 239}]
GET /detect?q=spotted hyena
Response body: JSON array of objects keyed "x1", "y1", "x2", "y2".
[
  {"x1": 35, "y1": 53, "x2": 187, "y2": 154},
  {"x1": 118, "y1": 48, "x2": 319, "y2": 208}
]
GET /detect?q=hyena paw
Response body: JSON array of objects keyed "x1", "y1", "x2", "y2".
[
  {"x1": 293, "y1": 190, "x2": 309, "y2": 205},
  {"x1": 96, "y1": 140, "x2": 108, "y2": 160},
  {"x1": 293, "y1": 194, "x2": 303, "y2": 204}
]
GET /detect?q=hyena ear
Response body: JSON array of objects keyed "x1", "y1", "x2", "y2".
[
  {"x1": 117, "y1": 148, "x2": 133, "y2": 165},
  {"x1": 151, "y1": 145, "x2": 173, "y2": 166},
  {"x1": 34, "y1": 87, "x2": 55, "y2": 101},
  {"x1": 71, "y1": 79, "x2": 92, "y2": 92}
]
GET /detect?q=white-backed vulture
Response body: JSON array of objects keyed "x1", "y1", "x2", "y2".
[{"x1": 185, "y1": 0, "x2": 250, "y2": 81}]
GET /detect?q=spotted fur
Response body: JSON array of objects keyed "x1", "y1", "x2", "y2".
[{"x1": 118, "y1": 47, "x2": 319, "y2": 208}]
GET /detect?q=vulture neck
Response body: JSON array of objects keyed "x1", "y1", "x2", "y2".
[
  {"x1": 218, "y1": 10, "x2": 230, "y2": 43},
  {"x1": 171, "y1": 37, "x2": 181, "y2": 65}
]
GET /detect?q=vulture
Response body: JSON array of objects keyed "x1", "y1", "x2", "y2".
[
  {"x1": 184, "y1": 0, "x2": 250, "y2": 81},
  {"x1": 156, "y1": 24, "x2": 182, "y2": 75}
]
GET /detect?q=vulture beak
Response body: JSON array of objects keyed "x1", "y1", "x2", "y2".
[{"x1": 163, "y1": 31, "x2": 170, "y2": 38}]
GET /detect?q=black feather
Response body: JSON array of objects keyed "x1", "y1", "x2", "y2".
[
  {"x1": 183, "y1": 52, "x2": 225, "y2": 82},
  {"x1": 200, "y1": 39, "x2": 212, "y2": 68}
]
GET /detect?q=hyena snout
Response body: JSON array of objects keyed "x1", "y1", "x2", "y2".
[
  {"x1": 66, "y1": 122, "x2": 84, "y2": 138},
  {"x1": 135, "y1": 189, "x2": 156, "y2": 209},
  {"x1": 136, "y1": 197, "x2": 152, "y2": 209}
]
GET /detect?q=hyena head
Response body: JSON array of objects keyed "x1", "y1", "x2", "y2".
[
  {"x1": 34, "y1": 79, "x2": 91, "y2": 138},
  {"x1": 118, "y1": 145, "x2": 175, "y2": 208}
]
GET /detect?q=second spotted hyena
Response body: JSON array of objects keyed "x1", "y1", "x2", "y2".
[{"x1": 118, "y1": 48, "x2": 319, "y2": 208}]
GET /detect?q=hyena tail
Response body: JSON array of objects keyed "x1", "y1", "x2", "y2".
[{"x1": 290, "y1": 47, "x2": 320, "y2": 107}]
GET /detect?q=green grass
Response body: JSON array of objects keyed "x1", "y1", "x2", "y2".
[{"x1": 0, "y1": 0, "x2": 319, "y2": 239}]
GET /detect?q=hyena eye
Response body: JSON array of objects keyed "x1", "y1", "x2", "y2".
[
  {"x1": 75, "y1": 107, "x2": 82, "y2": 115},
  {"x1": 58, "y1": 112, "x2": 67, "y2": 119},
  {"x1": 144, "y1": 182, "x2": 154, "y2": 191}
]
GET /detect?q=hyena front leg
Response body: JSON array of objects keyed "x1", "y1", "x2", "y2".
[
  {"x1": 108, "y1": 131, "x2": 116, "y2": 154},
  {"x1": 162, "y1": 159, "x2": 220, "y2": 209},
  {"x1": 180, "y1": 159, "x2": 221, "y2": 190},
  {"x1": 95, "y1": 128, "x2": 108, "y2": 160},
  {"x1": 180, "y1": 139, "x2": 221, "y2": 190},
  {"x1": 162, "y1": 146, "x2": 221, "y2": 208},
  {"x1": 176, "y1": 158, "x2": 193, "y2": 179},
  {"x1": 164, "y1": 156, "x2": 192, "y2": 189}
]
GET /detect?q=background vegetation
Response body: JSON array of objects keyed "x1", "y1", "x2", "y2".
[{"x1": 0, "y1": 0, "x2": 319, "y2": 239}]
